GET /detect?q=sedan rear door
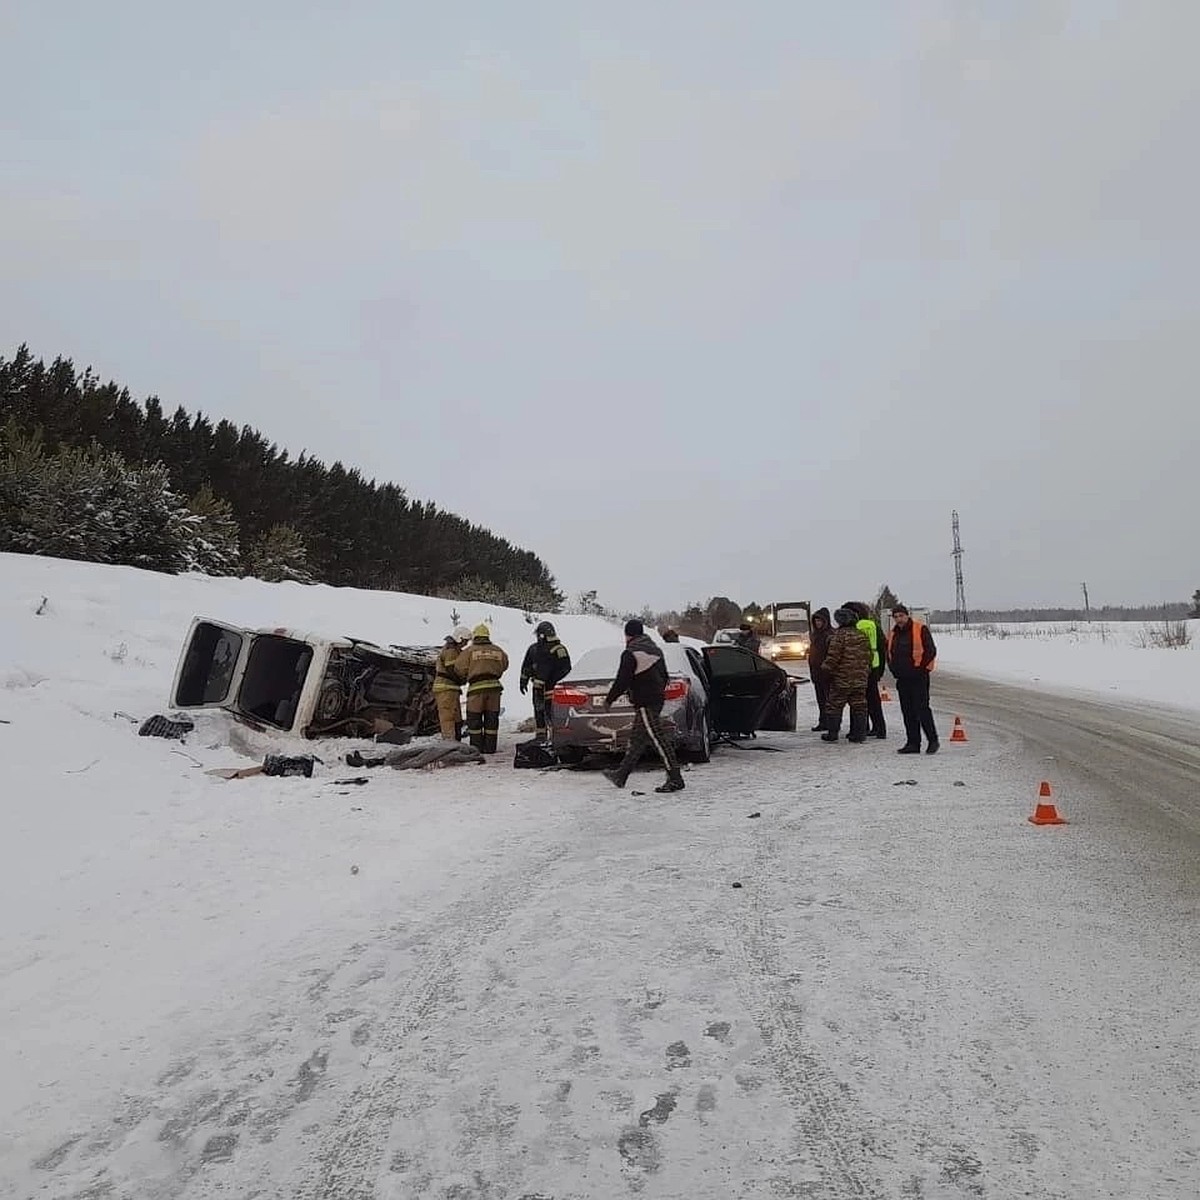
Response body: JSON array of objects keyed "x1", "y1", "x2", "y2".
[{"x1": 700, "y1": 645, "x2": 796, "y2": 734}]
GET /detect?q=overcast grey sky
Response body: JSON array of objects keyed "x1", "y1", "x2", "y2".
[{"x1": 3, "y1": 1, "x2": 1196, "y2": 613}]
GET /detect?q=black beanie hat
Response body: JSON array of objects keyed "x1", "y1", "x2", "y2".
[{"x1": 624, "y1": 618, "x2": 644, "y2": 637}]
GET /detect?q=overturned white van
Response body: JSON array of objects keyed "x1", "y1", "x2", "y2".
[{"x1": 168, "y1": 618, "x2": 442, "y2": 740}]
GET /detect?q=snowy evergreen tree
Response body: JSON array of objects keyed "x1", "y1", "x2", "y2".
[
  {"x1": 108, "y1": 458, "x2": 193, "y2": 573},
  {"x1": 0, "y1": 439, "x2": 123, "y2": 562},
  {"x1": 0, "y1": 424, "x2": 48, "y2": 553},
  {"x1": 184, "y1": 486, "x2": 242, "y2": 576},
  {"x1": 0, "y1": 429, "x2": 194, "y2": 571},
  {"x1": 245, "y1": 524, "x2": 313, "y2": 584}
]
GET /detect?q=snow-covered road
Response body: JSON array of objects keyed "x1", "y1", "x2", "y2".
[
  {"x1": 8, "y1": 700, "x2": 1200, "y2": 1198},
  {"x1": 4, "y1": 559, "x2": 1200, "y2": 1197}
]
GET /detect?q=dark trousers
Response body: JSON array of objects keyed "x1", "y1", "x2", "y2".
[
  {"x1": 532, "y1": 683, "x2": 551, "y2": 738},
  {"x1": 896, "y1": 673, "x2": 938, "y2": 748},
  {"x1": 466, "y1": 689, "x2": 502, "y2": 754},
  {"x1": 812, "y1": 671, "x2": 830, "y2": 725},
  {"x1": 866, "y1": 668, "x2": 886, "y2": 736},
  {"x1": 616, "y1": 705, "x2": 680, "y2": 778}
]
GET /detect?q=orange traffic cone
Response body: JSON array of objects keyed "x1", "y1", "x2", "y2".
[
  {"x1": 1028, "y1": 781, "x2": 1067, "y2": 826},
  {"x1": 881, "y1": 686, "x2": 892, "y2": 702},
  {"x1": 950, "y1": 715, "x2": 968, "y2": 743}
]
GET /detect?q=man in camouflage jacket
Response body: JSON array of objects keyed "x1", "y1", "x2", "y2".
[{"x1": 819, "y1": 607, "x2": 872, "y2": 743}]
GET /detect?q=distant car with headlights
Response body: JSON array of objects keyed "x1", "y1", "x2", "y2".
[
  {"x1": 758, "y1": 601, "x2": 813, "y2": 661},
  {"x1": 549, "y1": 641, "x2": 800, "y2": 764}
]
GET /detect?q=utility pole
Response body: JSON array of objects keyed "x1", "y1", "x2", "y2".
[
  {"x1": 952, "y1": 510, "x2": 968, "y2": 629},
  {"x1": 1081, "y1": 582, "x2": 1091, "y2": 622}
]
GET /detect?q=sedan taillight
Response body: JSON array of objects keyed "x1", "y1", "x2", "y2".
[
  {"x1": 551, "y1": 686, "x2": 591, "y2": 707},
  {"x1": 663, "y1": 679, "x2": 690, "y2": 701}
]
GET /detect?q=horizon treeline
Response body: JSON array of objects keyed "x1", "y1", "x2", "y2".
[{"x1": 0, "y1": 345, "x2": 562, "y2": 610}]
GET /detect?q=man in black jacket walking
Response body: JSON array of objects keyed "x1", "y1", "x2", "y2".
[{"x1": 602, "y1": 620, "x2": 685, "y2": 793}]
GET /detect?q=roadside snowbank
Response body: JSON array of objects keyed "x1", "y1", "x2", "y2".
[
  {"x1": 933, "y1": 619, "x2": 1199, "y2": 713},
  {"x1": 0, "y1": 552, "x2": 624, "y2": 722}
]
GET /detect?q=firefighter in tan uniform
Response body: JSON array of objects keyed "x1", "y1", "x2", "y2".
[
  {"x1": 454, "y1": 624, "x2": 509, "y2": 753},
  {"x1": 432, "y1": 626, "x2": 471, "y2": 740}
]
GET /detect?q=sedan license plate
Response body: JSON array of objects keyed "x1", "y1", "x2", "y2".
[{"x1": 591, "y1": 696, "x2": 607, "y2": 708}]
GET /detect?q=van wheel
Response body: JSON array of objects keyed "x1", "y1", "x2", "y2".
[{"x1": 316, "y1": 681, "x2": 347, "y2": 722}]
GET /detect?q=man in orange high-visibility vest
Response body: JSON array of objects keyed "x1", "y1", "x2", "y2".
[{"x1": 886, "y1": 604, "x2": 939, "y2": 754}]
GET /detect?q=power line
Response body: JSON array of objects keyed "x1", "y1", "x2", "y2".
[{"x1": 952, "y1": 510, "x2": 968, "y2": 628}]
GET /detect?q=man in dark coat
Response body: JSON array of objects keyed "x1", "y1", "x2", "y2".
[
  {"x1": 820, "y1": 607, "x2": 872, "y2": 743},
  {"x1": 602, "y1": 620, "x2": 685, "y2": 793},
  {"x1": 519, "y1": 621, "x2": 572, "y2": 741},
  {"x1": 886, "y1": 605, "x2": 939, "y2": 754},
  {"x1": 807, "y1": 607, "x2": 833, "y2": 730}
]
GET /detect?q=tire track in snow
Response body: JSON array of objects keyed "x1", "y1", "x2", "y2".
[
  {"x1": 300, "y1": 841, "x2": 570, "y2": 1200},
  {"x1": 727, "y1": 823, "x2": 885, "y2": 1199},
  {"x1": 23, "y1": 839, "x2": 570, "y2": 1200}
]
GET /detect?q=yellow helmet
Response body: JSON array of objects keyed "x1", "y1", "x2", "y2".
[{"x1": 473, "y1": 623, "x2": 490, "y2": 638}]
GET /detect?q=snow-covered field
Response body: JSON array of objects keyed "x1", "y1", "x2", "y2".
[
  {"x1": 3, "y1": 554, "x2": 1200, "y2": 1197},
  {"x1": 934, "y1": 619, "x2": 1199, "y2": 713}
]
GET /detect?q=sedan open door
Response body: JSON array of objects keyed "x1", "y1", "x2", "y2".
[{"x1": 699, "y1": 644, "x2": 799, "y2": 736}]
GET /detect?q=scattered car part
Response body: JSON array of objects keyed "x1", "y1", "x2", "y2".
[
  {"x1": 138, "y1": 714, "x2": 195, "y2": 740},
  {"x1": 205, "y1": 753, "x2": 320, "y2": 780}
]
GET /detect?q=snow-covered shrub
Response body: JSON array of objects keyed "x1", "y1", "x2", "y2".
[
  {"x1": 184, "y1": 486, "x2": 242, "y2": 576},
  {"x1": 244, "y1": 524, "x2": 313, "y2": 584}
]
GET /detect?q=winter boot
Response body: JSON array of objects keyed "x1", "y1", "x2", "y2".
[
  {"x1": 821, "y1": 713, "x2": 841, "y2": 743},
  {"x1": 925, "y1": 739, "x2": 940, "y2": 755},
  {"x1": 811, "y1": 719, "x2": 827, "y2": 732},
  {"x1": 655, "y1": 770, "x2": 685, "y2": 794},
  {"x1": 847, "y1": 713, "x2": 868, "y2": 744},
  {"x1": 897, "y1": 743, "x2": 920, "y2": 755},
  {"x1": 603, "y1": 767, "x2": 628, "y2": 789}
]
